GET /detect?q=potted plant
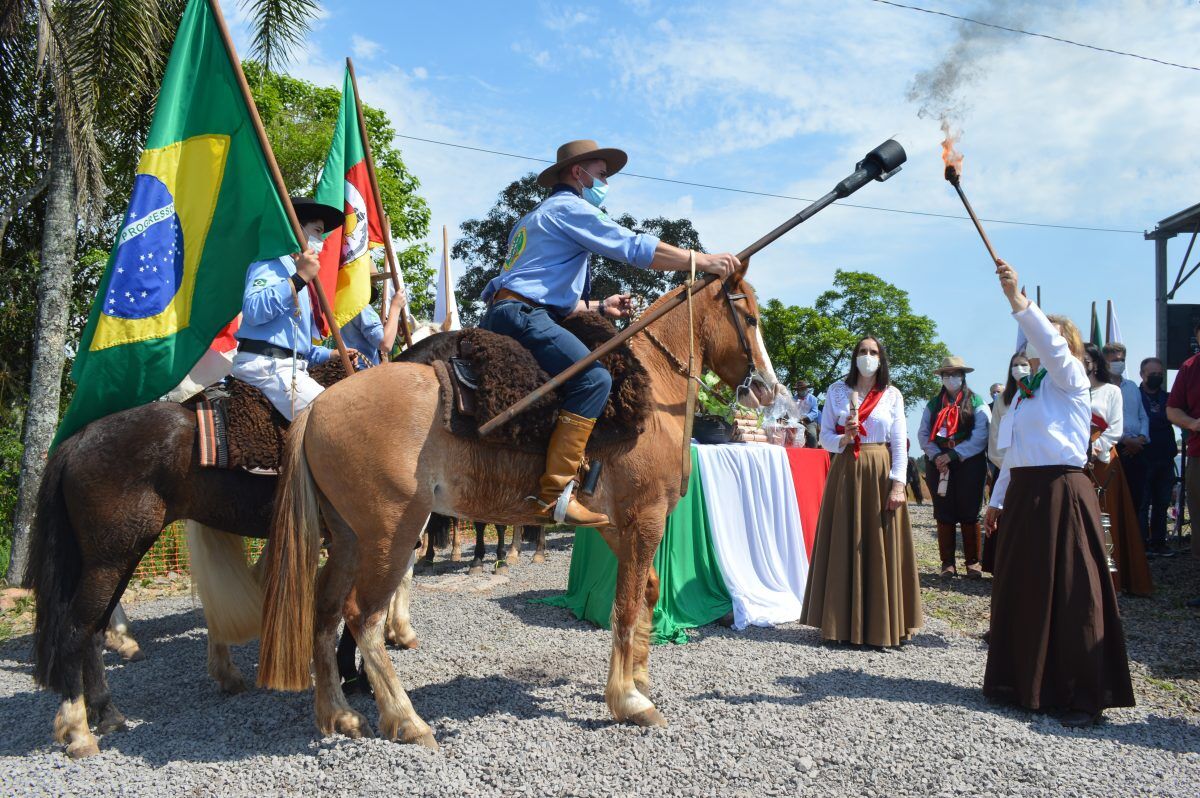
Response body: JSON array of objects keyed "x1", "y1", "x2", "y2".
[{"x1": 693, "y1": 372, "x2": 738, "y2": 444}]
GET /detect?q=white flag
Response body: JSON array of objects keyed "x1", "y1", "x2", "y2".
[
  {"x1": 1106, "y1": 300, "x2": 1123, "y2": 345},
  {"x1": 433, "y1": 225, "x2": 460, "y2": 332}
]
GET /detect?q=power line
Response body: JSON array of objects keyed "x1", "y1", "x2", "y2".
[
  {"x1": 868, "y1": 0, "x2": 1200, "y2": 73},
  {"x1": 394, "y1": 133, "x2": 1143, "y2": 235}
]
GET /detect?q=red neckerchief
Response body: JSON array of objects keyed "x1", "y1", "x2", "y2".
[
  {"x1": 929, "y1": 391, "x2": 963, "y2": 443},
  {"x1": 835, "y1": 387, "x2": 884, "y2": 459}
]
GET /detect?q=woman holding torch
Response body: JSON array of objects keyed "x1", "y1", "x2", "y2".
[
  {"x1": 984, "y1": 261, "x2": 1133, "y2": 727},
  {"x1": 918, "y1": 356, "x2": 990, "y2": 579},
  {"x1": 800, "y1": 336, "x2": 923, "y2": 648}
]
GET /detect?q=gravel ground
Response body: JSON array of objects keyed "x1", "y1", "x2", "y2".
[{"x1": 1, "y1": 508, "x2": 1198, "y2": 798}]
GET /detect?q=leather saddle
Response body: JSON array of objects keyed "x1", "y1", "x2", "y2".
[
  {"x1": 189, "y1": 360, "x2": 347, "y2": 472},
  {"x1": 433, "y1": 314, "x2": 652, "y2": 454}
]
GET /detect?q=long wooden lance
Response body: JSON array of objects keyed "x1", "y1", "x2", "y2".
[{"x1": 476, "y1": 138, "x2": 908, "y2": 437}]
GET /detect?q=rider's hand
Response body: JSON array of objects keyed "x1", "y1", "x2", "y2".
[
  {"x1": 601, "y1": 293, "x2": 633, "y2": 319},
  {"x1": 293, "y1": 246, "x2": 321, "y2": 283},
  {"x1": 390, "y1": 286, "x2": 407, "y2": 308},
  {"x1": 696, "y1": 252, "x2": 741, "y2": 281}
]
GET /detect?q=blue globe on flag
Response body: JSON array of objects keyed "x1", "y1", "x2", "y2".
[{"x1": 104, "y1": 173, "x2": 185, "y2": 320}]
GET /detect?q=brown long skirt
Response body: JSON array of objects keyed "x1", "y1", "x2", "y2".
[
  {"x1": 984, "y1": 466, "x2": 1135, "y2": 714},
  {"x1": 1091, "y1": 452, "x2": 1154, "y2": 596},
  {"x1": 800, "y1": 444, "x2": 923, "y2": 646}
]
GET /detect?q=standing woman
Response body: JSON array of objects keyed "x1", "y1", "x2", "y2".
[
  {"x1": 918, "y1": 356, "x2": 991, "y2": 578},
  {"x1": 1083, "y1": 344, "x2": 1154, "y2": 596},
  {"x1": 985, "y1": 261, "x2": 1133, "y2": 727},
  {"x1": 983, "y1": 352, "x2": 1029, "y2": 573},
  {"x1": 800, "y1": 336, "x2": 923, "y2": 647}
]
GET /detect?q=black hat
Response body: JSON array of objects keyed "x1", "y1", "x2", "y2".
[{"x1": 291, "y1": 196, "x2": 342, "y2": 231}]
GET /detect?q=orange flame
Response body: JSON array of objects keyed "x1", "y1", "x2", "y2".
[{"x1": 940, "y1": 120, "x2": 963, "y2": 179}]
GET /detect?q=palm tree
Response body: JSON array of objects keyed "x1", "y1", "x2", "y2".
[{"x1": 1, "y1": 0, "x2": 319, "y2": 584}]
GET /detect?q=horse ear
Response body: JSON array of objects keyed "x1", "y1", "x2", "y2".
[{"x1": 735, "y1": 255, "x2": 750, "y2": 279}]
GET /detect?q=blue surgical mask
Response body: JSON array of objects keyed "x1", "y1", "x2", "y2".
[{"x1": 581, "y1": 169, "x2": 608, "y2": 208}]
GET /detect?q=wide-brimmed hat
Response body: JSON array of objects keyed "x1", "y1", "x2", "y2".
[
  {"x1": 291, "y1": 196, "x2": 342, "y2": 231},
  {"x1": 794, "y1": 380, "x2": 810, "y2": 390},
  {"x1": 934, "y1": 355, "x2": 974, "y2": 375},
  {"x1": 537, "y1": 139, "x2": 628, "y2": 188}
]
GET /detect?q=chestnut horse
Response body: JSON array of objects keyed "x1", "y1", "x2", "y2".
[{"x1": 257, "y1": 265, "x2": 776, "y2": 746}]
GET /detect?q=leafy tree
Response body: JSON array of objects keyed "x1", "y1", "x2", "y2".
[
  {"x1": 453, "y1": 173, "x2": 705, "y2": 325},
  {"x1": 760, "y1": 270, "x2": 949, "y2": 407},
  {"x1": 244, "y1": 61, "x2": 434, "y2": 317}
]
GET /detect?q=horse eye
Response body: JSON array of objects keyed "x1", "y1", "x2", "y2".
[{"x1": 746, "y1": 315, "x2": 758, "y2": 327}]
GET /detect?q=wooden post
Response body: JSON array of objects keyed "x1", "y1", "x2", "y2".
[{"x1": 207, "y1": 0, "x2": 356, "y2": 376}]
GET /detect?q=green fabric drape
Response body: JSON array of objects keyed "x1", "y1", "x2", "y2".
[{"x1": 535, "y1": 448, "x2": 731, "y2": 644}]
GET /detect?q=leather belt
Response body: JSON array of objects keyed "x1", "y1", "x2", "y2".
[
  {"x1": 490, "y1": 287, "x2": 541, "y2": 307},
  {"x1": 238, "y1": 338, "x2": 305, "y2": 361}
]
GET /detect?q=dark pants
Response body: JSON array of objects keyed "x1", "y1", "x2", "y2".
[
  {"x1": 480, "y1": 300, "x2": 612, "y2": 419},
  {"x1": 1140, "y1": 458, "x2": 1175, "y2": 548},
  {"x1": 802, "y1": 419, "x2": 819, "y2": 448},
  {"x1": 1118, "y1": 445, "x2": 1146, "y2": 519}
]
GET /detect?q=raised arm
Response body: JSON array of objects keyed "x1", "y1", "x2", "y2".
[{"x1": 997, "y1": 260, "x2": 1087, "y2": 393}]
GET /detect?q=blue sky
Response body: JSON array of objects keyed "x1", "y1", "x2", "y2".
[{"x1": 231, "y1": 0, "x2": 1200, "y2": 440}]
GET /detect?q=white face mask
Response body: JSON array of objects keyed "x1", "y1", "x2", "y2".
[
  {"x1": 856, "y1": 354, "x2": 880, "y2": 376},
  {"x1": 306, "y1": 234, "x2": 324, "y2": 254},
  {"x1": 1109, "y1": 360, "x2": 1126, "y2": 376},
  {"x1": 1012, "y1": 364, "x2": 1031, "y2": 380},
  {"x1": 942, "y1": 375, "x2": 964, "y2": 393}
]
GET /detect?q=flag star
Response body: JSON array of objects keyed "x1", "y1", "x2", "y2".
[
  {"x1": 108, "y1": 298, "x2": 115, "y2": 305},
  {"x1": 116, "y1": 267, "x2": 124, "y2": 274},
  {"x1": 139, "y1": 254, "x2": 145, "y2": 261},
  {"x1": 130, "y1": 211, "x2": 138, "y2": 219},
  {"x1": 124, "y1": 291, "x2": 131, "y2": 298},
  {"x1": 141, "y1": 291, "x2": 148, "y2": 298},
  {"x1": 151, "y1": 266, "x2": 158, "y2": 272}
]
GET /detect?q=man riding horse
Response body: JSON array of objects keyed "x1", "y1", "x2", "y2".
[{"x1": 480, "y1": 139, "x2": 741, "y2": 526}]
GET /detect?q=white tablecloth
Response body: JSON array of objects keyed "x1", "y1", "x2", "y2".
[{"x1": 694, "y1": 442, "x2": 810, "y2": 629}]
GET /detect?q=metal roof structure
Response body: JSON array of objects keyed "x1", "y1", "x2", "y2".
[{"x1": 1148, "y1": 202, "x2": 1200, "y2": 361}]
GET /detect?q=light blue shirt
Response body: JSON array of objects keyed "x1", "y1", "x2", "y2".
[
  {"x1": 481, "y1": 188, "x2": 660, "y2": 318},
  {"x1": 342, "y1": 304, "x2": 385, "y2": 366},
  {"x1": 1116, "y1": 377, "x2": 1148, "y2": 439},
  {"x1": 794, "y1": 392, "x2": 819, "y2": 422},
  {"x1": 236, "y1": 255, "x2": 333, "y2": 364}
]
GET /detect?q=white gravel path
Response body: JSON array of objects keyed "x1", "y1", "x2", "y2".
[{"x1": 1, "y1": 532, "x2": 1197, "y2": 798}]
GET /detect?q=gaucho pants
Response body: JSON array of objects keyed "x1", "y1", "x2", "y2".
[{"x1": 480, "y1": 299, "x2": 612, "y2": 419}]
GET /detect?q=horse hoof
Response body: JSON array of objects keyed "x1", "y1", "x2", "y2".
[
  {"x1": 468, "y1": 563, "x2": 483, "y2": 575},
  {"x1": 494, "y1": 561, "x2": 508, "y2": 575},
  {"x1": 332, "y1": 710, "x2": 373, "y2": 739},
  {"x1": 402, "y1": 725, "x2": 438, "y2": 750},
  {"x1": 629, "y1": 707, "x2": 668, "y2": 728},
  {"x1": 532, "y1": 553, "x2": 546, "y2": 564},
  {"x1": 95, "y1": 707, "x2": 128, "y2": 736},
  {"x1": 66, "y1": 736, "x2": 101, "y2": 758}
]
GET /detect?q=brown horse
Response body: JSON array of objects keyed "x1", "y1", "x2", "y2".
[
  {"x1": 22, "y1": 338, "x2": 459, "y2": 758},
  {"x1": 257, "y1": 265, "x2": 776, "y2": 746}
]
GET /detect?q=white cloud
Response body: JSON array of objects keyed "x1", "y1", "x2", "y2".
[
  {"x1": 412, "y1": 66, "x2": 428, "y2": 80},
  {"x1": 542, "y1": 4, "x2": 596, "y2": 32},
  {"x1": 351, "y1": 35, "x2": 382, "y2": 60}
]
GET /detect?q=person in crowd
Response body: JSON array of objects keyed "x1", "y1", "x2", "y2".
[
  {"x1": 232, "y1": 197, "x2": 358, "y2": 420},
  {"x1": 1084, "y1": 343, "x2": 1153, "y2": 595},
  {"x1": 918, "y1": 356, "x2": 990, "y2": 578},
  {"x1": 341, "y1": 284, "x2": 409, "y2": 366},
  {"x1": 1104, "y1": 343, "x2": 1150, "y2": 514},
  {"x1": 983, "y1": 353, "x2": 1029, "y2": 574},
  {"x1": 793, "y1": 380, "x2": 820, "y2": 447},
  {"x1": 1138, "y1": 357, "x2": 1177, "y2": 558},
  {"x1": 800, "y1": 335, "x2": 923, "y2": 648},
  {"x1": 984, "y1": 259, "x2": 1133, "y2": 727},
  {"x1": 1166, "y1": 318, "x2": 1200, "y2": 562},
  {"x1": 988, "y1": 383, "x2": 1003, "y2": 407}
]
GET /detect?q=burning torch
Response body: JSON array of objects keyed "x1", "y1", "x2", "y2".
[{"x1": 941, "y1": 124, "x2": 1001, "y2": 265}]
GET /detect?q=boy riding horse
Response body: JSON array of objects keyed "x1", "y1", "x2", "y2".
[{"x1": 480, "y1": 140, "x2": 741, "y2": 526}]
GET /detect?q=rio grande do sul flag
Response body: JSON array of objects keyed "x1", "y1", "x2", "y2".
[
  {"x1": 54, "y1": 0, "x2": 297, "y2": 447},
  {"x1": 314, "y1": 64, "x2": 384, "y2": 331}
]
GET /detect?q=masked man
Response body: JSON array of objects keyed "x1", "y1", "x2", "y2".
[
  {"x1": 480, "y1": 140, "x2": 741, "y2": 526},
  {"x1": 231, "y1": 197, "x2": 356, "y2": 419}
]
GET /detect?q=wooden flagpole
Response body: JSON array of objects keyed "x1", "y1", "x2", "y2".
[
  {"x1": 347, "y1": 57, "x2": 411, "y2": 348},
  {"x1": 440, "y1": 225, "x2": 455, "y2": 331},
  {"x1": 207, "y1": 0, "x2": 356, "y2": 376}
]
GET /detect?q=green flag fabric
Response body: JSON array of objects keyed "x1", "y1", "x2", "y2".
[
  {"x1": 535, "y1": 449, "x2": 732, "y2": 644},
  {"x1": 54, "y1": 0, "x2": 297, "y2": 447}
]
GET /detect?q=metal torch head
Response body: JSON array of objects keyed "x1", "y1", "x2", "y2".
[{"x1": 859, "y1": 139, "x2": 907, "y2": 182}]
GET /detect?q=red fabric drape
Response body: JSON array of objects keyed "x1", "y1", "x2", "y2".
[{"x1": 785, "y1": 447, "x2": 831, "y2": 559}]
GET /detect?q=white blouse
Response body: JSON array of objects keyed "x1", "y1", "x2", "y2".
[
  {"x1": 987, "y1": 396, "x2": 1010, "y2": 469},
  {"x1": 989, "y1": 303, "x2": 1090, "y2": 509},
  {"x1": 820, "y1": 380, "x2": 908, "y2": 482},
  {"x1": 1089, "y1": 382, "x2": 1124, "y2": 464}
]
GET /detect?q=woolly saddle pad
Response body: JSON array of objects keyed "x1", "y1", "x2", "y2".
[
  {"x1": 188, "y1": 360, "x2": 347, "y2": 472},
  {"x1": 435, "y1": 313, "x2": 652, "y2": 453}
]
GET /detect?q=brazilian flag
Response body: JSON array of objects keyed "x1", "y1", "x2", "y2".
[{"x1": 54, "y1": 0, "x2": 298, "y2": 447}]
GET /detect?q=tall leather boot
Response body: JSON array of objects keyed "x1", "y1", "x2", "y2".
[
  {"x1": 936, "y1": 521, "x2": 957, "y2": 576},
  {"x1": 532, "y1": 410, "x2": 610, "y2": 527},
  {"x1": 962, "y1": 522, "x2": 983, "y2": 578}
]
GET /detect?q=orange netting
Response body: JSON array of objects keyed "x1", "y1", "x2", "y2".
[{"x1": 133, "y1": 522, "x2": 265, "y2": 578}]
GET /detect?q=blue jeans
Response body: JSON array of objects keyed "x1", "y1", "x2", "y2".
[{"x1": 480, "y1": 300, "x2": 612, "y2": 419}]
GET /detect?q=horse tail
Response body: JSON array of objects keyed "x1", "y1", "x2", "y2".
[
  {"x1": 186, "y1": 521, "x2": 261, "y2": 645},
  {"x1": 427, "y1": 512, "x2": 452, "y2": 549},
  {"x1": 24, "y1": 438, "x2": 80, "y2": 692},
  {"x1": 257, "y1": 408, "x2": 321, "y2": 691}
]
